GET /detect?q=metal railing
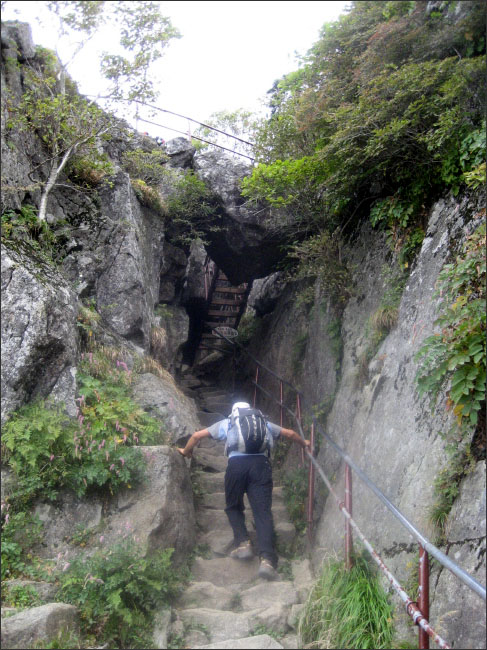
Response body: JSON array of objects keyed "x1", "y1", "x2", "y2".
[{"x1": 215, "y1": 329, "x2": 486, "y2": 650}]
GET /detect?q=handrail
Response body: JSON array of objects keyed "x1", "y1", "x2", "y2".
[
  {"x1": 213, "y1": 328, "x2": 486, "y2": 648},
  {"x1": 218, "y1": 331, "x2": 486, "y2": 602}
]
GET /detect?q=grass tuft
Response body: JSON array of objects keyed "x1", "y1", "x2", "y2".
[{"x1": 299, "y1": 554, "x2": 395, "y2": 649}]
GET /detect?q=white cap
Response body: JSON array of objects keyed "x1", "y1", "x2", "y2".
[{"x1": 232, "y1": 401, "x2": 250, "y2": 417}]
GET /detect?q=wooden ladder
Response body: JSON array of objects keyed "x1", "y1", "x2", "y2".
[{"x1": 199, "y1": 267, "x2": 248, "y2": 353}]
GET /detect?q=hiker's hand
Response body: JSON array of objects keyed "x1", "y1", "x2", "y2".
[
  {"x1": 303, "y1": 439, "x2": 311, "y2": 450},
  {"x1": 177, "y1": 447, "x2": 192, "y2": 458}
]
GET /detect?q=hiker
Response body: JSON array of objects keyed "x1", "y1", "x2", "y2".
[{"x1": 177, "y1": 401, "x2": 311, "y2": 580}]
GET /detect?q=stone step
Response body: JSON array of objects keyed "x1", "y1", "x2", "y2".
[
  {"x1": 239, "y1": 581, "x2": 298, "y2": 610},
  {"x1": 191, "y1": 557, "x2": 260, "y2": 587},
  {"x1": 197, "y1": 527, "x2": 234, "y2": 557},
  {"x1": 195, "y1": 634, "x2": 284, "y2": 649},
  {"x1": 193, "y1": 450, "x2": 228, "y2": 473},
  {"x1": 200, "y1": 491, "x2": 227, "y2": 510},
  {"x1": 177, "y1": 581, "x2": 237, "y2": 610},
  {"x1": 199, "y1": 472, "x2": 226, "y2": 492},
  {"x1": 177, "y1": 608, "x2": 254, "y2": 644},
  {"x1": 196, "y1": 509, "x2": 230, "y2": 533},
  {"x1": 274, "y1": 521, "x2": 297, "y2": 548}
]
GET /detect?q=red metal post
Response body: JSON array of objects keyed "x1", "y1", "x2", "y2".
[
  {"x1": 253, "y1": 366, "x2": 259, "y2": 408},
  {"x1": 307, "y1": 423, "x2": 315, "y2": 542},
  {"x1": 296, "y1": 395, "x2": 304, "y2": 466},
  {"x1": 280, "y1": 381, "x2": 283, "y2": 428},
  {"x1": 418, "y1": 545, "x2": 430, "y2": 649},
  {"x1": 345, "y1": 463, "x2": 354, "y2": 570}
]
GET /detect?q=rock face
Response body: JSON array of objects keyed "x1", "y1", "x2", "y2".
[
  {"x1": 247, "y1": 272, "x2": 287, "y2": 317},
  {"x1": 132, "y1": 373, "x2": 200, "y2": 444},
  {"x1": 1, "y1": 243, "x2": 79, "y2": 424},
  {"x1": 241, "y1": 190, "x2": 486, "y2": 648},
  {"x1": 193, "y1": 150, "x2": 284, "y2": 284},
  {"x1": 1, "y1": 603, "x2": 79, "y2": 650},
  {"x1": 33, "y1": 445, "x2": 196, "y2": 564}
]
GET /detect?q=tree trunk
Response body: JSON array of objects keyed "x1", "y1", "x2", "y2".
[{"x1": 38, "y1": 145, "x2": 75, "y2": 221}]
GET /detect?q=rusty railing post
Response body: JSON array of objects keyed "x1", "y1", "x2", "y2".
[
  {"x1": 253, "y1": 366, "x2": 259, "y2": 408},
  {"x1": 418, "y1": 544, "x2": 430, "y2": 649},
  {"x1": 345, "y1": 463, "x2": 354, "y2": 570},
  {"x1": 307, "y1": 423, "x2": 315, "y2": 542}
]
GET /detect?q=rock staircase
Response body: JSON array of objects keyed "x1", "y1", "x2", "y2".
[
  {"x1": 199, "y1": 268, "x2": 249, "y2": 355},
  {"x1": 169, "y1": 380, "x2": 315, "y2": 649}
]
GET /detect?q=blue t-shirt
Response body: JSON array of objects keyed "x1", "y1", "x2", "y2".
[{"x1": 207, "y1": 418, "x2": 281, "y2": 458}]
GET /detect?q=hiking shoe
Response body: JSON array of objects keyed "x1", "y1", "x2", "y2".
[
  {"x1": 230, "y1": 540, "x2": 253, "y2": 560},
  {"x1": 258, "y1": 558, "x2": 278, "y2": 581}
]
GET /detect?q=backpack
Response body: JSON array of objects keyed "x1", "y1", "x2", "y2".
[{"x1": 225, "y1": 407, "x2": 269, "y2": 456}]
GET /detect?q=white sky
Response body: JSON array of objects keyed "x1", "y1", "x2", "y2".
[{"x1": 3, "y1": 1, "x2": 350, "y2": 141}]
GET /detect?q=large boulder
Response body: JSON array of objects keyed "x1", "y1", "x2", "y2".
[
  {"x1": 182, "y1": 239, "x2": 208, "y2": 307},
  {"x1": 248, "y1": 272, "x2": 286, "y2": 316},
  {"x1": 1, "y1": 603, "x2": 79, "y2": 650},
  {"x1": 165, "y1": 137, "x2": 196, "y2": 169},
  {"x1": 1, "y1": 243, "x2": 78, "y2": 425},
  {"x1": 132, "y1": 372, "x2": 200, "y2": 444},
  {"x1": 193, "y1": 150, "x2": 284, "y2": 284},
  {"x1": 153, "y1": 304, "x2": 190, "y2": 373},
  {"x1": 33, "y1": 446, "x2": 196, "y2": 564}
]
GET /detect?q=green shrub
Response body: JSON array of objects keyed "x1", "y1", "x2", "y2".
[
  {"x1": 67, "y1": 154, "x2": 114, "y2": 187},
  {"x1": 415, "y1": 222, "x2": 486, "y2": 431},
  {"x1": 299, "y1": 555, "x2": 395, "y2": 649},
  {"x1": 122, "y1": 148, "x2": 168, "y2": 184},
  {"x1": 164, "y1": 169, "x2": 220, "y2": 245},
  {"x1": 131, "y1": 178, "x2": 166, "y2": 215},
  {"x1": 2, "y1": 348, "x2": 167, "y2": 507},
  {"x1": 1, "y1": 205, "x2": 57, "y2": 259},
  {"x1": 2, "y1": 583, "x2": 42, "y2": 609},
  {"x1": 1, "y1": 510, "x2": 44, "y2": 580},
  {"x1": 57, "y1": 539, "x2": 188, "y2": 648},
  {"x1": 429, "y1": 442, "x2": 476, "y2": 541},
  {"x1": 282, "y1": 467, "x2": 308, "y2": 534}
]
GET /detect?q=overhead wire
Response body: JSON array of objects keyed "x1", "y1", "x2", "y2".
[{"x1": 137, "y1": 116, "x2": 255, "y2": 162}]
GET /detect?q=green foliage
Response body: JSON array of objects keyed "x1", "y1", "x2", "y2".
[
  {"x1": 299, "y1": 555, "x2": 395, "y2": 649},
  {"x1": 429, "y1": 443, "x2": 476, "y2": 541},
  {"x1": 66, "y1": 153, "x2": 115, "y2": 188},
  {"x1": 194, "y1": 108, "x2": 256, "y2": 159},
  {"x1": 415, "y1": 223, "x2": 486, "y2": 430},
  {"x1": 288, "y1": 232, "x2": 352, "y2": 304},
  {"x1": 122, "y1": 148, "x2": 168, "y2": 184},
  {"x1": 1, "y1": 205, "x2": 57, "y2": 259},
  {"x1": 463, "y1": 161, "x2": 486, "y2": 190},
  {"x1": 131, "y1": 178, "x2": 167, "y2": 215},
  {"x1": 100, "y1": 1, "x2": 180, "y2": 104},
  {"x1": 282, "y1": 467, "x2": 308, "y2": 534},
  {"x1": 2, "y1": 346, "x2": 166, "y2": 511},
  {"x1": 1, "y1": 510, "x2": 45, "y2": 580},
  {"x1": 164, "y1": 169, "x2": 220, "y2": 245},
  {"x1": 236, "y1": 311, "x2": 261, "y2": 345},
  {"x1": 2, "y1": 583, "x2": 42, "y2": 609},
  {"x1": 57, "y1": 539, "x2": 187, "y2": 648},
  {"x1": 243, "y1": 2, "x2": 485, "y2": 284}
]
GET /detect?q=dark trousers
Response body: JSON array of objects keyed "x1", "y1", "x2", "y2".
[{"x1": 224, "y1": 454, "x2": 277, "y2": 567}]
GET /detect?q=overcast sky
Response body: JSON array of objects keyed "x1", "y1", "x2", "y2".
[{"x1": 3, "y1": 1, "x2": 349, "y2": 140}]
